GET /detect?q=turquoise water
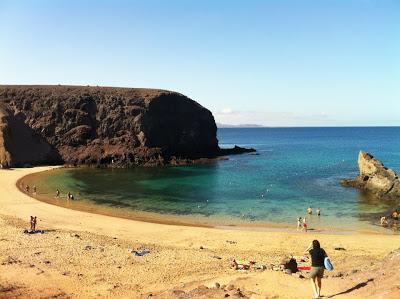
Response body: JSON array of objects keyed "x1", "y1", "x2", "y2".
[{"x1": 31, "y1": 127, "x2": 400, "y2": 231}]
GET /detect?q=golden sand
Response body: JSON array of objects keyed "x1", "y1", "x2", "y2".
[{"x1": 0, "y1": 167, "x2": 399, "y2": 298}]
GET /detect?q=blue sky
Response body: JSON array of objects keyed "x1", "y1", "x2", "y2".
[{"x1": 0, "y1": 0, "x2": 399, "y2": 126}]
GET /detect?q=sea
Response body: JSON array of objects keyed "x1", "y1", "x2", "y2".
[{"x1": 30, "y1": 127, "x2": 400, "y2": 232}]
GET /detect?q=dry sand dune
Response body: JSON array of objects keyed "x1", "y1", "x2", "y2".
[{"x1": 0, "y1": 167, "x2": 399, "y2": 298}]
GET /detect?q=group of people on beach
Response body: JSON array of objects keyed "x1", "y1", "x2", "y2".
[
  {"x1": 380, "y1": 209, "x2": 400, "y2": 228},
  {"x1": 297, "y1": 207, "x2": 321, "y2": 232},
  {"x1": 22, "y1": 183, "x2": 75, "y2": 201},
  {"x1": 24, "y1": 184, "x2": 37, "y2": 194}
]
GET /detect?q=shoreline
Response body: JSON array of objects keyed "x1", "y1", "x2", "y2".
[
  {"x1": 16, "y1": 166, "x2": 392, "y2": 235},
  {"x1": 1, "y1": 166, "x2": 400, "y2": 298}
]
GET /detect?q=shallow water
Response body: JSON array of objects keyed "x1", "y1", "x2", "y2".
[{"x1": 30, "y1": 127, "x2": 400, "y2": 232}]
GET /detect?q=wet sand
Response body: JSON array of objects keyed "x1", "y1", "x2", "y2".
[{"x1": 1, "y1": 166, "x2": 399, "y2": 298}]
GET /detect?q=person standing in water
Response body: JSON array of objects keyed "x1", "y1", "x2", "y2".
[
  {"x1": 305, "y1": 240, "x2": 327, "y2": 299},
  {"x1": 56, "y1": 189, "x2": 60, "y2": 198},
  {"x1": 316, "y1": 208, "x2": 321, "y2": 216},
  {"x1": 33, "y1": 185, "x2": 37, "y2": 194},
  {"x1": 307, "y1": 207, "x2": 313, "y2": 215}
]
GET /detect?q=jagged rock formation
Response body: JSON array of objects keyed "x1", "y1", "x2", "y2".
[
  {"x1": 341, "y1": 151, "x2": 400, "y2": 199},
  {"x1": 0, "y1": 85, "x2": 254, "y2": 167}
]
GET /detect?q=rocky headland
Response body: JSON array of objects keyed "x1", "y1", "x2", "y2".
[
  {"x1": 341, "y1": 151, "x2": 400, "y2": 200},
  {"x1": 0, "y1": 85, "x2": 254, "y2": 168}
]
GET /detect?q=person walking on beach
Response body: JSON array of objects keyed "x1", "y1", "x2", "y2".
[
  {"x1": 305, "y1": 240, "x2": 327, "y2": 299},
  {"x1": 297, "y1": 217, "x2": 302, "y2": 230},
  {"x1": 302, "y1": 218, "x2": 308, "y2": 232}
]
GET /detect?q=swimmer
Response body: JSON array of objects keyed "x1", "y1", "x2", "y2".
[{"x1": 380, "y1": 216, "x2": 388, "y2": 226}]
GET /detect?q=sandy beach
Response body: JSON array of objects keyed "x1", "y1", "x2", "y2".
[{"x1": 1, "y1": 167, "x2": 399, "y2": 299}]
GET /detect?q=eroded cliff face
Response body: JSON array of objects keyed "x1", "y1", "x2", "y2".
[
  {"x1": 341, "y1": 151, "x2": 400, "y2": 199},
  {"x1": 0, "y1": 104, "x2": 61, "y2": 167},
  {"x1": 0, "y1": 85, "x2": 225, "y2": 167}
]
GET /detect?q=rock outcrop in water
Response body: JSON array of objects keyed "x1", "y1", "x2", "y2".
[
  {"x1": 0, "y1": 85, "x2": 255, "y2": 168},
  {"x1": 341, "y1": 151, "x2": 400, "y2": 199}
]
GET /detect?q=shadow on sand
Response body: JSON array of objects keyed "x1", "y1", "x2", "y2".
[{"x1": 327, "y1": 278, "x2": 374, "y2": 298}]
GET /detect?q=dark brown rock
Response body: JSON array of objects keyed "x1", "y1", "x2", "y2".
[
  {"x1": 0, "y1": 103, "x2": 62, "y2": 168},
  {"x1": 0, "y1": 85, "x2": 255, "y2": 167},
  {"x1": 341, "y1": 151, "x2": 400, "y2": 199}
]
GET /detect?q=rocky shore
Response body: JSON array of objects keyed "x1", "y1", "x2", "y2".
[
  {"x1": 341, "y1": 151, "x2": 400, "y2": 200},
  {"x1": 0, "y1": 85, "x2": 254, "y2": 168}
]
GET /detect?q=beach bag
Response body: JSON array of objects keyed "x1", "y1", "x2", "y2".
[{"x1": 324, "y1": 257, "x2": 334, "y2": 271}]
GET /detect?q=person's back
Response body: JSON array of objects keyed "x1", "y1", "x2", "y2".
[
  {"x1": 306, "y1": 240, "x2": 327, "y2": 298},
  {"x1": 309, "y1": 247, "x2": 326, "y2": 267}
]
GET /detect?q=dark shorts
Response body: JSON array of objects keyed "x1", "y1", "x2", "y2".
[{"x1": 309, "y1": 266, "x2": 324, "y2": 279}]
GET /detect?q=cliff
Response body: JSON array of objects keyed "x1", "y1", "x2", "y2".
[
  {"x1": 0, "y1": 85, "x2": 254, "y2": 167},
  {"x1": 341, "y1": 151, "x2": 400, "y2": 199}
]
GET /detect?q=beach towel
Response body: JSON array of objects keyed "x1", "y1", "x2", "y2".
[
  {"x1": 324, "y1": 257, "x2": 334, "y2": 271},
  {"x1": 23, "y1": 230, "x2": 45, "y2": 234},
  {"x1": 297, "y1": 266, "x2": 311, "y2": 271}
]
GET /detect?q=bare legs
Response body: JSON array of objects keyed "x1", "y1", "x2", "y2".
[
  {"x1": 317, "y1": 277, "x2": 322, "y2": 297},
  {"x1": 311, "y1": 277, "x2": 322, "y2": 298}
]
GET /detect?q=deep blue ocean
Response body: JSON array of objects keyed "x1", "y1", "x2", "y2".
[{"x1": 32, "y1": 127, "x2": 400, "y2": 231}]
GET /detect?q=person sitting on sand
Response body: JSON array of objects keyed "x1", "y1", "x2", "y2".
[
  {"x1": 380, "y1": 216, "x2": 388, "y2": 226},
  {"x1": 231, "y1": 259, "x2": 250, "y2": 270},
  {"x1": 305, "y1": 240, "x2": 327, "y2": 299},
  {"x1": 316, "y1": 208, "x2": 321, "y2": 216},
  {"x1": 56, "y1": 189, "x2": 60, "y2": 198},
  {"x1": 307, "y1": 207, "x2": 313, "y2": 215}
]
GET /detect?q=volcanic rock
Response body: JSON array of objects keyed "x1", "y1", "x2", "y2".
[
  {"x1": 341, "y1": 151, "x2": 400, "y2": 199},
  {"x1": 0, "y1": 85, "x2": 255, "y2": 167}
]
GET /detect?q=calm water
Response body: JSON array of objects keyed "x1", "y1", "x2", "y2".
[{"x1": 31, "y1": 127, "x2": 400, "y2": 231}]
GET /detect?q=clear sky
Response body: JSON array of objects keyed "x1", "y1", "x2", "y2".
[{"x1": 0, "y1": 0, "x2": 399, "y2": 126}]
